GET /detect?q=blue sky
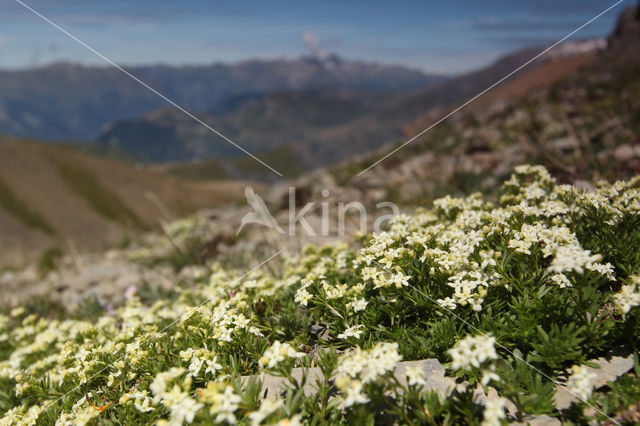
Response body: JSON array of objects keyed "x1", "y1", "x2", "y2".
[{"x1": 0, "y1": 0, "x2": 624, "y2": 74}]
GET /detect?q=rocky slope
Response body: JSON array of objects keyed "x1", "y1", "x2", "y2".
[{"x1": 335, "y1": 7, "x2": 640, "y2": 206}]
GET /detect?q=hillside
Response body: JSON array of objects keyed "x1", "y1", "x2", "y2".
[
  {"x1": 0, "y1": 135, "x2": 247, "y2": 266},
  {"x1": 0, "y1": 56, "x2": 444, "y2": 142},
  {"x1": 98, "y1": 89, "x2": 377, "y2": 164},
  {"x1": 157, "y1": 145, "x2": 306, "y2": 181},
  {"x1": 329, "y1": 20, "x2": 640, "y2": 204}
]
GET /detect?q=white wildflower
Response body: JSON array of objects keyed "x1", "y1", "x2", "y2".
[
  {"x1": 150, "y1": 367, "x2": 186, "y2": 402},
  {"x1": 348, "y1": 298, "x2": 368, "y2": 312},
  {"x1": 566, "y1": 365, "x2": 597, "y2": 401},
  {"x1": 294, "y1": 288, "x2": 313, "y2": 306},
  {"x1": 405, "y1": 365, "x2": 426, "y2": 387},
  {"x1": 612, "y1": 280, "x2": 640, "y2": 315},
  {"x1": 437, "y1": 297, "x2": 457, "y2": 310},
  {"x1": 448, "y1": 334, "x2": 497, "y2": 371},
  {"x1": 337, "y1": 325, "x2": 365, "y2": 340},
  {"x1": 205, "y1": 356, "x2": 223, "y2": 376},
  {"x1": 134, "y1": 396, "x2": 155, "y2": 413},
  {"x1": 275, "y1": 415, "x2": 303, "y2": 426},
  {"x1": 213, "y1": 386, "x2": 241, "y2": 424},
  {"x1": 249, "y1": 326, "x2": 264, "y2": 337},
  {"x1": 362, "y1": 342, "x2": 402, "y2": 382},
  {"x1": 550, "y1": 273, "x2": 572, "y2": 288},
  {"x1": 259, "y1": 341, "x2": 304, "y2": 369},
  {"x1": 248, "y1": 399, "x2": 283, "y2": 425},
  {"x1": 188, "y1": 356, "x2": 204, "y2": 377},
  {"x1": 198, "y1": 383, "x2": 241, "y2": 424},
  {"x1": 548, "y1": 245, "x2": 602, "y2": 275},
  {"x1": 481, "y1": 397, "x2": 506, "y2": 426},
  {"x1": 481, "y1": 366, "x2": 500, "y2": 386},
  {"x1": 341, "y1": 380, "x2": 369, "y2": 408}
]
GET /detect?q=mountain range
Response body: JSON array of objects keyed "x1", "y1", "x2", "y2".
[
  {"x1": 97, "y1": 41, "x2": 605, "y2": 178},
  {"x1": 0, "y1": 38, "x2": 607, "y2": 180},
  {"x1": 0, "y1": 55, "x2": 443, "y2": 142}
]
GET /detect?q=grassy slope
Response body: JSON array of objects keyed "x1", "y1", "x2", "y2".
[
  {"x1": 0, "y1": 136, "x2": 247, "y2": 265},
  {"x1": 51, "y1": 156, "x2": 147, "y2": 230},
  {"x1": 0, "y1": 176, "x2": 54, "y2": 236}
]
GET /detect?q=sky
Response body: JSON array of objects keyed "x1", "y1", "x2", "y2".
[{"x1": 0, "y1": 0, "x2": 624, "y2": 75}]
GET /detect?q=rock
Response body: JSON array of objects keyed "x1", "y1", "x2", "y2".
[
  {"x1": 574, "y1": 180, "x2": 595, "y2": 191},
  {"x1": 512, "y1": 415, "x2": 561, "y2": 426},
  {"x1": 505, "y1": 109, "x2": 529, "y2": 127},
  {"x1": 586, "y1": 354, "x2": 635, "y2": 389},
  {"x1": 614, "y1": 144, "x2": 637, "y2": 162},
  {"x1": 309, "y1": 325, "x2": 332, "y2": 343},
  {"x1": 253, "y1": 367, "x2": 324, "y2": 399},
  {"x1": 0, "y1": 253, "x2": 176, "y2": 307},
  {"x1": 247, "y1": 359, "x2": 450, "y2": 400},
  {"x1": 477, "y1": 127, "x2": 502, "y2": 145},
  {"x1": 608, "y1": 3, "x2": 640, "y2": 49},
  {"x1": 548, "y1": 136, "x2": 579, "y2": 153},
  {"x1": 554, "y1": 354, "x2": 634, "y2": 410},
  {"x1": 392, "y1": 359, "x2": 454, "y2": 395}
]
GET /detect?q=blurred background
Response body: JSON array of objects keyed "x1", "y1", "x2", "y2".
[{"x1": 0, "y1": 0, "x2": 638, "y2": 276}]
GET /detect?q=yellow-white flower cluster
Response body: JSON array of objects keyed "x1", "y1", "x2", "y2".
[
  {"x1": 481, "y1": 397, "x2": 507, "y2": 426},
  {"x1": 612, "y1": 276, "x2": 640, "y2": 315},
  {"x1": 349, "y1": 165, "x2": 629, "y2": 313},
  {"x1": 259, "y1": 341, "x2": 305, "y2": 369},
  {"x1": 566, "y1": 364, "x2": 597, "y2": 401},
  {"x1": 448, "y1": 334, "x2": 500, "y2": 386},
  {"x1": 334, "y1": 342, "x2": 403, "y2": 408}
]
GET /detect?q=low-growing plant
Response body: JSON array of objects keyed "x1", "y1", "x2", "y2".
[{"x1": 1, "y1": 165, "x2": 639, "y2": 425}]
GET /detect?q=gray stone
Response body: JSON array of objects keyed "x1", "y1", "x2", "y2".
[
  {"x1": 309, "y1": 325, "x2": 331, "y2": 342},
  {"x1": 554, "y1": 354, "x2": 634, "y2": 410},
  {"x1": 614, "y1": 144, "x2": 637, "y2": 162},
  {"x1": 248, "y1": 359, "x2": 450, "y2": 400},
  {"x1": 249, "y1": 367, "x2": 324, "y2": 400},
  {"x1": 549, "y1": 136, "x2": 579, "y2": 152},
  {"x1": 512, "y1": 415, "x2": 561, "y2": 426},
  {"x1": 391, "y1": 359, "x2": 455, "y2": 396},
  {"x1": 589, "y1": 354, "x2": 635, "y2": 388}
]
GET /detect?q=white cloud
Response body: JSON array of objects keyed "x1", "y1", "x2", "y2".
[{"x1": 299, "y1": 31, "x2": 328, "y2": 59}]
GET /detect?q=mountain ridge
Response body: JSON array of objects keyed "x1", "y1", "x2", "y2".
[
  {"x1": 96, "y1": 42, "x2": 604, "y2": 176},
  {"x1": 0, "y1": 55, "x2": 444, "y2": 142}
]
